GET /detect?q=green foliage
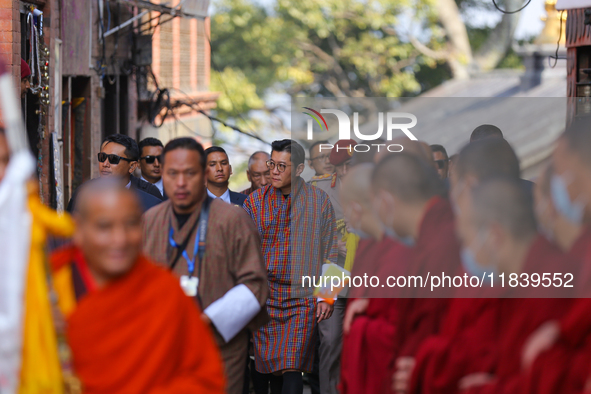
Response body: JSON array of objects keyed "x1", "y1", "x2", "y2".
[{"x1": 210, "y1": 0, "x2": 444, "y2": 111}]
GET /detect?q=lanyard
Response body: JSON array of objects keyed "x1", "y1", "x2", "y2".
[{"x1": 168, "y1": 196, "x2": 211, "y2": 278}]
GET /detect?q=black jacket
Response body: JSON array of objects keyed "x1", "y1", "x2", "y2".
[
  {"x1": 67, "y1": 177, "x2": 163, "y2": 213},
  {"x1": 130, "y1": 175, "x2": 163, "y2": 200},
  {"x1": 229, "y1": 190, "x2": 247, "y2": 207}
]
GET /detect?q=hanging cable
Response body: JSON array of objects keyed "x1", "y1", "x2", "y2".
[
  {"x1": 492, "y1": 0, "x2": 532, "y2": 14},
  {"x1": 548, "y1": 10, "x2": 566, "y2": 68}
]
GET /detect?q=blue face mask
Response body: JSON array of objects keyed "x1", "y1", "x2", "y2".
[
  {"x1": 460, "y1": 229, "x2": 497, "y2": 281},
  {"x1": 550, "y1": 174, "x2": 585, "y2": 225},
  {"x1": 384, "y1": 227, "x2": 415, "y2": 247}
]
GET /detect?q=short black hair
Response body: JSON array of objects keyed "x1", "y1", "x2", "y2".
[
  {"x1": 470, "y1": 124, "x2": 503, "y2": 142},
  {"x1": 309, "y1": 140, "x2": 329, "y2": 157},
  {"x1": 271, "y1": 139, "x2": 305, "y2": 168},
  {"x1": 138, "y1": 137, "x2": 163, "y2": 156},
  {"x1": 102, "y1": 134, "x2": 140, "y2": 161},
  {"x1": 429, "y1": 144, "x2": 448, "y2": 159},
  {"x1": 204, "y1": 146, "x2": 228, "y2": 160},
  {"x1": 161, "y1": 137, "x2": 206, "y2": 169}
]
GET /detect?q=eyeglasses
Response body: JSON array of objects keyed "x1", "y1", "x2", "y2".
[
  {"x1": 141, "y1": 155, "x2": 161, "y2": 164},
  {"x1": 266, "y1": 160, "x2": 291, "y2": 173},
  {"x1": 97, "y1": 152, "x2": 134, "y2": 165},
  {"x1": 310, "y1": 154, "x2": 330, "y2": 162},
  {"x1": 435, "y1": 159, "x2": 449, "y2": 169}
]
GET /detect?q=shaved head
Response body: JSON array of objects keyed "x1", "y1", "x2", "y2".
[
  {"x1": 248, "y1": 151, "x2": 270, "y2": 167},
  {"x1": 563, "y1": 120, "x2": 591, "y2": 168},
  {"x1": 374, "y1": 137, "x2": 435, "y2": 168},
  {"x1": 471, "y1": 177, "x2": 537, "y2": 241},
  {"x1": 73, "y1": 178, "x2": 143, "y2": 286},
  {"x1": 470, "y1": 124, "x2": 503, "y2": 142},
  {"x1": 372, "y1": 152, "x2": 444, "y2": 204},
  {"x1": 74, "y1": 178, "x2": 141, "y2": 218},
  {"x1": 456, "y1": 138, "x2": 520, "y2": 182},
  {"x1": 341, "y1": 163, "x2": 374, "y2": 206},
  {"x1": 341, "y1": 163, "x2": 385, "y2": 239}
]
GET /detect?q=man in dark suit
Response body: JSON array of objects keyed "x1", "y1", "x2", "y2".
[
  {"x1": 67, "y1": 134, "x2": 163, "y2": 213},
  {"x1": 204, "y1": 146, "x2": 247, "y2": 207}
]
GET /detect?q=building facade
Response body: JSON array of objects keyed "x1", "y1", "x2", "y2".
[{"x1": 0, "y1": 0, "x2": 215, "y2": 209}]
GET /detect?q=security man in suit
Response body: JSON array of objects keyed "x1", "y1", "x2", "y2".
[
  {"x1": 67, "y1": 134, "x2": 163, "y2": 213},
  {"x1": 204, "y1": 146, "x2": 247, "y2": 207}
]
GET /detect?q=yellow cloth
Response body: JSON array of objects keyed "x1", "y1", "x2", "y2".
[
  {"x1": 18, "y1": 192, "x2": 75, "y2": 394},
  {"x1": 343, "y1": 232, "x2": 360, "y2": 273}
]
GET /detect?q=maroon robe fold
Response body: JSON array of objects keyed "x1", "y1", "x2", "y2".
[
  {"x1": 523, "y1": 228, "x2": 591, "y2": 394},
  {"x1": 395, "y1": 197, "x2": 462, "y2": 358},
  {"x1": 462, "y1": 236, "x2": 575, "y2": 394},
  {"x1": 340, "y1": 238, "x2": 412, "y2": 394}
]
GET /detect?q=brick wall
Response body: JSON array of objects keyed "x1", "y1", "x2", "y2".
[{"x1": 0, "y1": 0, "x2": 21, "y2": 101}]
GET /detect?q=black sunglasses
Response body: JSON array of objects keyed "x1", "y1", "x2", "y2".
[
  {"x1": 97, "y1": 152, "x2": 134, "y2": 165},
  {"x1": 140, "y1": 155, "x2": 161, "y2": 164},
  {"x1": 435, "y1": 159, "x2": 448, "y2": 169}
]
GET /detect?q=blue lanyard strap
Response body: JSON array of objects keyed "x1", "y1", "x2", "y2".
[{"x1": 168, "y1": 197, "x2": 211, "y2": 278}]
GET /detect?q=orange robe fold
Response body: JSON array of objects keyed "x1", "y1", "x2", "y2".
[{"x1": 53, "y1": 250, "x2": 225, "y2": 394}]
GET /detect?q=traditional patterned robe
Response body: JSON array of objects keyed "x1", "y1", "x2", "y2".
[
  {"x1": 244, "y1": 177, "x2": 338, "y2": 373},
  {"x1": 142, "y1": 198, "x2": 269, "y2": 394},
  {"x1": 50, "y1": 247, "x2": 226, "y2": 394}
]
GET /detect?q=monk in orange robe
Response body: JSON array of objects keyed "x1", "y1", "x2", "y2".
[{"x1": 51, "y1": 179, "x2": 225, "y2": 394}]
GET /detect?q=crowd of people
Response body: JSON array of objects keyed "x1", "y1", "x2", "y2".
[{"x1": 2, "y1": 118, "x2": 591, "y2": 394}]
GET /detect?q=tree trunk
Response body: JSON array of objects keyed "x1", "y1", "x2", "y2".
[
  {"x1": 474, "y1": 0, "x2": 522, "y2": 71},
  {"x1": 436, "y1": 0, "x2": 473, "y2": 79}
]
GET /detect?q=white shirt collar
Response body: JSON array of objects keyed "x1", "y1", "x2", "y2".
[
  {"x1": 141, "y1": 176, "x2": 164, "y2": 196},
  {"x1": 207, "y1": 187, "x2": 231, "y2": 204},
  {"x1": 125, "y1": 180, "x2": 131, "y2": 189}
]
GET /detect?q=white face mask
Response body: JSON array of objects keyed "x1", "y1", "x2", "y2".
[
  {"x1": 460, "y1": 228, "x2": 497, "y2": 280},
  {"x1": 550, "y1": 173, "x2": 586, "y2": 225}
]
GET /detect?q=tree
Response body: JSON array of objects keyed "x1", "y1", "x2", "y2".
[{"x1": 210, "y1": 0, "x2": 524, "y2": 110}]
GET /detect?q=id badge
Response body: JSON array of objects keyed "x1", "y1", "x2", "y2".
[{"x1": 180, "y1": 275, "x2": 199, "y2": 297}]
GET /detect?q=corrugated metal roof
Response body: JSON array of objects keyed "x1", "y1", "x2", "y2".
[{"x1": 402, "y1": 60, "x2": 567, "y2": 178}]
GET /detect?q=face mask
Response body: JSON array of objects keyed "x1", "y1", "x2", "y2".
[
  {"x1": 384, "y1": 227, "x2": 415, "y2": 247},
  {"x1": 460, "y1": 230, "x2": 497, "y2": 280},
  {"x1": 550, "y1": 174, "x2": 585, "y2": 225},
  {"x1": 460, "y1": 248, "x2": 496, "y2": 279}
]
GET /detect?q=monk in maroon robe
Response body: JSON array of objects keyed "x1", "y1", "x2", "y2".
[
  {"x1": 451, "y1": 178, "x2": 573, "y2": 394},
  {"x1": 336, "y1": 163, "x2": 409, "y2": 394},
  {"x1": 371, "y1": 153, "x2": 462, "y2": 393},
  {"x1": 408, "y1": 134, "x2": 536, "y2": 394}
]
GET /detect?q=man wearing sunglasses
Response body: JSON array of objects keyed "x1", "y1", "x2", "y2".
[
  {"x1": 139, "y1": 137, "x2": 165, "y2": 198},
  {"x1": 430, "y1": 144, "x2": 450, "y2": 180},
  {"x1": 67, "y1": 134, "x2": 162, "y2": 213}
]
